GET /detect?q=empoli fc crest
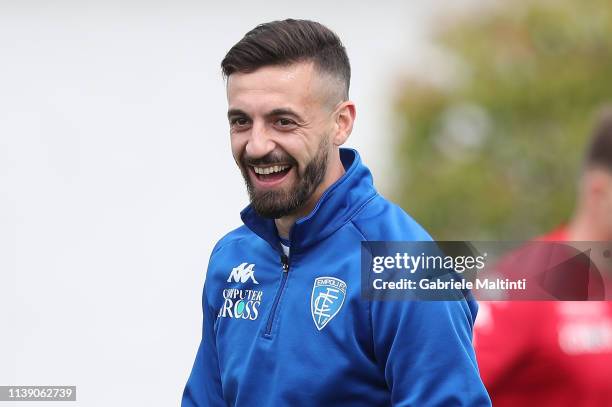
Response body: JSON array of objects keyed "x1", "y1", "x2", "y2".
[{"x1": 311, "y1": 277, "x2": 347, "y2": 330}]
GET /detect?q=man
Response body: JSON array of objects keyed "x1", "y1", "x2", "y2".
[
  {"x1": 474, "y1": 108, "x2": 612, "y2": 406},
  {"x1": 183, "y1": 19, "x2": 490, "y2": 406}
]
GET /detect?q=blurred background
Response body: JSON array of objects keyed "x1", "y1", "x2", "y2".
[
  {"x1": 392, "y1": 0, "x2": 612, "y2": 240},
  {"x1": 2, "y1": 0, "x2": 611, "y2": 405}
]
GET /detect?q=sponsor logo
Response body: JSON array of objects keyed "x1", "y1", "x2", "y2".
[
  {"x1": 218, "y1": 288, "x2": 262, "y2": 320},
  {"x1": 219, "y1": 263, "x2": 263, "y2": 320},
  {"x1": 311, "y1": 277, "x2": 347, "y2": 330},
  {"x1": 227, "y1": 262, "x2": 259, "y2": 284}
]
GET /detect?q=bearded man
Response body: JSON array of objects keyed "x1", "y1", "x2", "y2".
[{"x1": 182, "y1": 18, "x2": 490, "y2": 407}]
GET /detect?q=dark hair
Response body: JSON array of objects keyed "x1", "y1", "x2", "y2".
[
  {"x1": 221, "y1": 19, "x2": 351, "y2": 99},
  {"x1": 585, "y1": 106, "x2": 612, "y2": 172}
]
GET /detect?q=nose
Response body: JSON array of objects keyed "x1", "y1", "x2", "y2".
[{"x1": 245, "y1": 121, "x2": 275, "y2": 159}]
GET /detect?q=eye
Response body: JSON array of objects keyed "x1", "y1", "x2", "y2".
[
  {"x1": 230, "y1": 117, "x2": 250, "y2": 129},
  {"x1": 275, "y1": 118, "x2": 296, "y2": 128}
]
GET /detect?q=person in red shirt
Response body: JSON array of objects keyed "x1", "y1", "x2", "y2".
[{"x1": 474, "y1": 107, "x2": 612, "y2": 406}]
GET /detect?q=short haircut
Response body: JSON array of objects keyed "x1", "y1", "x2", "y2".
[
  {"x1": 585, "y1": 106, "x2": 612, "y2": 172},
  {"x1": 221, "y1": 19, "x2": 351, "y2": 100}
]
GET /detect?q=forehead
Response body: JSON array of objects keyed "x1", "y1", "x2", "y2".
[{"x1": 226, "y1": 62, "x2": 324, "y2": 114}]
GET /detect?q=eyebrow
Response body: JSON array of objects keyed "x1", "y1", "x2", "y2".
[
  {"x1": 227, "y1": 108, "x2": 305, "y2": 122},
  {"x1": 267, "y1": 108, "x2": 304, "y2": 122},
  {"x1": 227, "y1": 108, "x2": 248, "y2": 119}
]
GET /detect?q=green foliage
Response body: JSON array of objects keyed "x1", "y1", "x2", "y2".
[{"x1": 393, "y1": 0, "x2": 612, "y2": 239}]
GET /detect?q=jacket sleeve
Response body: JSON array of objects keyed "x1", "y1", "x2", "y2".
[
  {"x1": 370, "y1": 298, "x2": 491, "y2": 406},
  {"x1": 181, "y1": 281, "x2": 226, "y2": 407}
]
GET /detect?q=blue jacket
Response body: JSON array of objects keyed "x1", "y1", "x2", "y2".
[{"x1": 182, "y1": 148, "x2": 491, "y2": 406}]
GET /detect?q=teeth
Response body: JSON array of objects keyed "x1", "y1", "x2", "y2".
[{"x1": 253, "y1": 165, "x2": 290, "y2": 175}]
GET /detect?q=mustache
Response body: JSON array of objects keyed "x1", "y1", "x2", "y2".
[{"x1": 241, "y1": 152, "x2": 297, "y2": 167}]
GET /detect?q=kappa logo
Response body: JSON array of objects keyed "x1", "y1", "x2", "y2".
[
  {"x1": 227, "y1": 262, "x2": 259, "y2": 284},
  {"x1": 219, "y1": 263, "x2": 263, "y2": 320},
  {"x1": 311, "y1": 277, "x2": 347, "y2": 331}
]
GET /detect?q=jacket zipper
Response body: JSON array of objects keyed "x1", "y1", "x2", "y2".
[{"x1": 264, "y1": 254, "x2": 290, "y2": 337}]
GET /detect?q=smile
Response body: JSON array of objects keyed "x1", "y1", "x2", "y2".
[
  {"x1": 249, "y1": 164, "x2": 293, "y2": 187},
  {"x1": 253, "y1": 164, "x2": 291, "y2": 175}
]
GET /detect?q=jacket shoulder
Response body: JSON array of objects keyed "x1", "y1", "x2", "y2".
[
  {"x1": 351, "y1": 194, "x2": 432, "y2": 241},
  {"x1": 210, "y1": 224, "x2": 254, "y2": 258},
  {"x1": 203, "y1": 225, "x2": 256, "y2": 291}
]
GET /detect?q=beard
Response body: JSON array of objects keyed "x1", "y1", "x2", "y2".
[{"x1": 238, "y1": 136, "x2": 330, "y2": 219}]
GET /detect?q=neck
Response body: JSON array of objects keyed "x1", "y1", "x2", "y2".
[
  {"x1": 567, "y1": 211, "x2": 612, "y2": 241},
  {"x1": 566, "y1": 212, "x2": 612, "y2": 275},
  {"x1": 275, "y1": 155, "x2": 346, "y2": 240}
]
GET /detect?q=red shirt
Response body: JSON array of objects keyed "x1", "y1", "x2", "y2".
[{"x1": 474, "y1": 228, "x2": 612, "y2": 406}]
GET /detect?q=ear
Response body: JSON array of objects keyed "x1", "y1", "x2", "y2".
[{"x1": 332, "y1": 101, "x2": 356, "y2": 146}]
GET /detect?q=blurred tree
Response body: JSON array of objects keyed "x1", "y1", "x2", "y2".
[{"x1": 393, "y1": 0, "x2": 612, "y2": 240}]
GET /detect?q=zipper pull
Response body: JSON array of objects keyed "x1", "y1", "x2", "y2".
[{"x1": 280, "y1": 254, "x2": 290, "y2": 273}]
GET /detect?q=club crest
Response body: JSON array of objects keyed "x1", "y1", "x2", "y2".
[{"x1": 311, "y1": 277, "x2": 347, "y2": 331}]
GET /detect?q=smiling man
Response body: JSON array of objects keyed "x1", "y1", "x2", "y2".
[
  {"x1": 227, "y1": 60, "x2": 350, "y2": 239},
  {"x1": 182, "y1": 19, "x2": 490, "y2": 406}
]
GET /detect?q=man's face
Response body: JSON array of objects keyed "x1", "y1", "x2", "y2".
[{"x1": 226, "y1": 61, "x2": 338, "y2": 219}]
